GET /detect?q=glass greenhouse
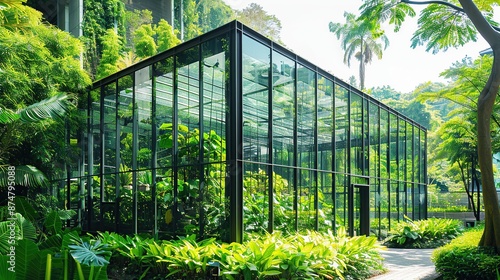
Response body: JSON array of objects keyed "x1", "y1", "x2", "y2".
[{"x1": 66, "y1": 21, "x2": 427, "y2": 242}]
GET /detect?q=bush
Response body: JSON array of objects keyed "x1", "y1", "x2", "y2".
[
  {"x1": 383, "y1": 217, "x2": 464, "y2": 248},
  {"x1": 105, "y1": 229, "x2": 385, "y2": 279},
  {"x1": 432, "y1": 226, "x2": 500, "y2": 280}
]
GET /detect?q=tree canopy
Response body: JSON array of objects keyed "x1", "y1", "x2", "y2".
[{"x1": 0, "y1": 0, "x2": 91, "y2": 182}]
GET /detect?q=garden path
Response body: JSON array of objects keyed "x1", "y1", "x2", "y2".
[{"x1": 369, "y1": 248, "x2": 440, "y2": 280}]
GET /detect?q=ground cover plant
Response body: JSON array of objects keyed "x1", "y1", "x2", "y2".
[
  {"x1": 383, "y1": 216, "x2": 464, "y2": 248},
  {"x1": 432, "y1": 224, "x2": 500, "y2": 280},
  {"x1": 104, "y1": 228, "x2": 385, "y2": 280}
]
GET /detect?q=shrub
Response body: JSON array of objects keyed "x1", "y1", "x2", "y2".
[
  {"x1": 432, "y1": 226, "x2": 500, "y2": 280},
  {"x1": 384, "y1": 217, "x2": 464, "y2": 248},
  {"x1": 106, "y1": 229, "x2": 385, "y2": 279}
]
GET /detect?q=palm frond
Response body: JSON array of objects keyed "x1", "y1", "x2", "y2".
[
  {"x1": 17, "y1": 93, "x2": 72, "y2": 123},
  {"x1": 0, "y1": 107, "x2": 19, "y2": 124},
  {"x1": 0, "y1": 165, "x2": 48, "y2": 188}
]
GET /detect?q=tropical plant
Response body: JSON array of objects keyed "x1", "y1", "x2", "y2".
[
  {"x1": 108, "y1": 230, "x2": 384, "y2": 279},
  {"x1": 329, "y1": 12, "x2": 389, "y2": 90},
  {"x1": 69, "y1": 237, "x2": 112, "y2": 280},
  {"x1": 384, "y1": 216, "x2": 464, "y2": 248},
  {"x1": 417, "y1": 55, "x2": 500, "y2": 221}
]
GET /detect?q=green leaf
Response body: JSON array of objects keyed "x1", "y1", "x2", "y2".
[
  {"x1": 0, "y1": 254, "x2": 16, "y2": 280},
  {"x1": 44, "y1": 211, "x2": 62, "y2": 235},
  {"x1": 14, "y1": 239, "x2": 49, "y2": 280},
  {"x1": 0, "y1": 165, "x2": 49, "y2": 189},
  {"x1": 18, "y1": 93, "x2": 72, "y2": 123},
  {"x1": 69, "y1": 239, "x2": 111, "y2": 267},
  {"x1": 0, "y1": 107, "x2": 19, "y2": 124}
]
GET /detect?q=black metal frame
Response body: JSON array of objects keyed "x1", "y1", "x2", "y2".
[{"x1": 66, "y1": 21, "x2": 428, "y2": 242}]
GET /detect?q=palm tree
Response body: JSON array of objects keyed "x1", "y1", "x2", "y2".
[{"x1": 329, "y1": 12, "x2": 389, "y2": 90}]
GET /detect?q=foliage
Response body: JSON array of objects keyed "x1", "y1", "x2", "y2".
[
  {"x1": 0, "y1": 0, "x2": 91, "y2": 186},
  {"x1": 106, "y1": 230, "x2": 384, "y2": 280},
  {"x1": 235, "y1": 3, "x2": 283, "y2": 44},
  {"x1": 133, "y1": 24, "x2": 157, "y2": 58},
  {"x1": 156, "y1": 19, "x2": 181, "y2": 53},
  {"x1": 433, "y1": 225, "x2": 500, "y2": 280},
  {"x1": 96, "y1": 29, "x2": 122, "y2": 80},
  {"x1": 81, "y1": 0, "x2": 126, "y2": 77},
  {"x1": 69, "y1": 237, "x2": 112, "y2": 280},
  {"x1": 196, "y1": 0, "x2": 234, "y2": 33},
  {"x1": 182, "y1": 0, "x2": 202, "y2": 41},
  {"x1": 384, "y1": 217, "x2": 464, "y2": 248},
  {"x1": 124, "y1": 9, "x2": 153, "y2": 48}
]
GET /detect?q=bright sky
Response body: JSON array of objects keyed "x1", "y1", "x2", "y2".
[{"x1": 224, "y1": 0, "x2": 493, "y2": 93}]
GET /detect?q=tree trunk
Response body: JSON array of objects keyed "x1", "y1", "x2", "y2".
[
  {"x1": 359, "y1": 57, "x2": 365, "y2": 90},
  {"x1": 457, "y1": 0, "x2": 500, "y2": 252},
  {"x1": 477, "y1": 50, "x2": 500, "y2": 250},
  {"x1": 360, "y1": 39, "x2": 365, "y2": 90}
]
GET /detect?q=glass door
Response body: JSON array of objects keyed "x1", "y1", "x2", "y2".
[{"x1": 353, "y1": 184, "x2": 370, "y2": 236}]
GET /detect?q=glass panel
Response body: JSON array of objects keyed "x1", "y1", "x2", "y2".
[
  {"x1": 317, "y1": 76, "x2": 335, "y2": 232},
  {"x1": 201, "y1": 36, "x2": 229, "y2": 240},
  {"x1": 138, "y1": 169, "x2": 154, "y2": 230},
  {"x1": 364, "y1": 98, "x2": 369, "y2": 176},
  {"x1": 273, "y1": 166, "x2": 295, "y2": 234},
  {"x1": 118, "y1": 75, "x2": 134, "y2": 169},
  {"x1": 369, "y1": 102, "x2": 379, "y2": 178},
  {"x1": 175, "y1": 46, "x2": 201, "y2": 236},
  {"x1": 202, "y1": 163, "x2": 227, "y2": 239},
  {"x1": 406, "y1": 123, "x2": 414, "y2": 183},
  {"x1": 242, "y1": 35, "x2": 270, "y2": 163},
  {"x1": 90, "y1": 88, "x2": 101, "y2": 227},
  {"x1": 202, "y1": 35, "x2": 228, "y2": 164},
  {"x1": 414, "y1": 127, "x2": 421, "y2": 184},
  {"x1": 420, "y1": 130, "x2": 426, "y2": 183},
  {"x1": 272, "y1": 50, "x2": 295, "y2": 167},
  {"x1": 399, "y1": 182, "x2": 406, "y2": 217},
  {"x1": 177, "y1": 45, "x2": 200, "y2": 165},
  {"x1": 389, "y1": 113, "x2": 398, "y2": 181},
  {"x1": 135, "y1": 66, "x2": 153, "y2": 170},
  {"x1": 335, "y1": 85, "x2": 348, "y2": 174},
  {"x1": 335, "y1": 173, "x2": 347, "y2": 229},
  {"x1": 243, "y1": 163, "x2": 269, "y2": 237},
  {"x1": 399, "y1": 119, "x2": 406, "y2": 182},
  {"x1": 118, "y1": 170, "x2": 133, "y2": 230},
  {"x1": 297, "y1": 64, "x2": 316, "y2": 231},
  {"x1": 155, "y1": 57, "x2": 174, "y2": 168},
  {"x1": 406, "y1": 123, "x2": 414, "y2": 218},
  {"x1": 156, "y1": 168, "x2": 175, "y2": 236},
  {"x1": 390, "y1": 181, "x2": 399, "y2": 221},
  {"x1": 103, "y1": 83, "x2": 118, "y2": 202},
  {"x1": 318, "y1": 76, "x2": 334, "y2": 171},
  {"x1": 380, "y1": 179, "x2": 390, "y2": 234},
  {"x1": 117, "y1": 75, "x2": 134, "y2": 230},
  {"x1": 370, "y1": 178, "x2": 381, "y2": 237},
  {"x1": 350, "y1": 93, "x2": 363, "y2": 175},
  {"x1": 318, "y1": 171, "x2": 334, "y2": 232}
]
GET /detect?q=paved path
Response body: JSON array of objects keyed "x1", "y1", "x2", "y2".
[{"x1": 370, "y1": 248, "x2": 440, "y2": 280}]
